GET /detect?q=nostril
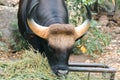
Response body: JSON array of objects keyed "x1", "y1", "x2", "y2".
[
  {"x1": 57, "y1": 70, "x2": 68, "y2": 76},
  {"x1": 58, "y1": 70, "x2": 68, "y2": 74},
  {"x1": 51, "y1": 65, "x2": 68, "y2": 76}
]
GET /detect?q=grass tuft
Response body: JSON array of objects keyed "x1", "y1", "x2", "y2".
[{"x1": 0, "y1": 48, "x2": 88, "y2": 80}]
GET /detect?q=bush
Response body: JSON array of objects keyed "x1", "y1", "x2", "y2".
[
  {"x1": 9, "y1": 23, "x2": 28, "y2": 52},
  {"x1": 67, "y1": 0, "x2": 111, "y2": 55},
  {"x1": 72, "y1": 20, "x2": 111, "y2": 56}
]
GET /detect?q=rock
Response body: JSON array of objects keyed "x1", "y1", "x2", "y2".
[
  {"x1": 99, "y1": 15, "x2": 109, "y2": 26},
  {"x1": 113, "y1": 27, "x2": 120, "y2": 34},
  {"x1": 0, "y1": 5, "x2": 18, "y2": 41},
  {"x1": 113, "y1": 11, "x2": 120, "y2": 26},
  {"x1": 0, "y1": 0, "x2": 19, "y2": 7},
  {"x1": 104, "y1": 0, "x2": 115, "y2": 13}
]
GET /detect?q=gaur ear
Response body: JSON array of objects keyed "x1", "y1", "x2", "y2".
[{"x1": 27, "y1": 18, "x2": 49, "y2": 39}]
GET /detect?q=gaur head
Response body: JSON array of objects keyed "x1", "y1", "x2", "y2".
[
  {"x1": 27, "y1": 18, "x2": 90, "y2": 76},
  {"x1": 26, "y1": 3, "x2": 91, "y2": 76}
]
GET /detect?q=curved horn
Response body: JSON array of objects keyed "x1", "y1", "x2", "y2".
[
  {"x1": 75, "y1": 5, "x2": 91, "y2": 39},
  {"x1": 27, "y1": 19, "x2": 49, "y2": 39},
  {"x1": 112, "y1": 0, "x2": 116, "y2": 6},
  {"x1": 75, "y1": 20, "x2": 91, "y2": 39}
]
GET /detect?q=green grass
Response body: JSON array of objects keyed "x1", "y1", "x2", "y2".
[
  {"x1": 0, "y1": 49, "x2": 87, "y2": 80},
  {"x1": 0, "y1": 48, "x2": 112, "y2": 80},
  {"x1": 0, "y1": 49, "x2": 53, "y2": 80}
]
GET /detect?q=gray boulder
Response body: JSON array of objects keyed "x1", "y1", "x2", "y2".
[
  {"x1": 0, "y1": 0, "x2": 19, "y2": 7},
  {"x1": 0, "y1": 5, "x2": 18, "y2": 42}
]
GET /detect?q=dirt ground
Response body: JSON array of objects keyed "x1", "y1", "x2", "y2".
[{"x1": 0, "y1": 11, "x2": 120, "y2": 80}]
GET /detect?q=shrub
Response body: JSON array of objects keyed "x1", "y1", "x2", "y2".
[
  {"x1": 9, "y1": 23, "x2": 28, "y2": 52},
  {"x1": 67, "y1": 0, "x2": 111, "y2": 55},
  {"x1": 72, "y1": 20, "x2": 111, "y2": 56}
]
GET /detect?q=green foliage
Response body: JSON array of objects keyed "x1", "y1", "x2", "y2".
[
  {"x1": 72, "y1": 20, "x2": 111, "y2": 56},
  {"x1": 81, "y1": 0, "x2": 95, "y2": 5},
  {"x1": 10, "y1": 31, "x2": 28, "y2": 51},
  {"x1": 117, "y1": 0, "x2": 120, "y2": 9},
  {"x1": 81, "y1": 20, "x2": 111, "y2": 55},
  {"x1": 9, "y1": 23, "x2": 28, "y2": 51},
  {"x1": 67, "y1": 0, "x2": 95, "y2": 26},
  {"x1": 0, "y1": 49, "x2": 88, "y2": 80},
  {"x1": 67, "y1": 0, "x2": 111, "y2": 55},
  {"x1": 66, "y1": 0, "x2": 83, "y2": 26}
]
